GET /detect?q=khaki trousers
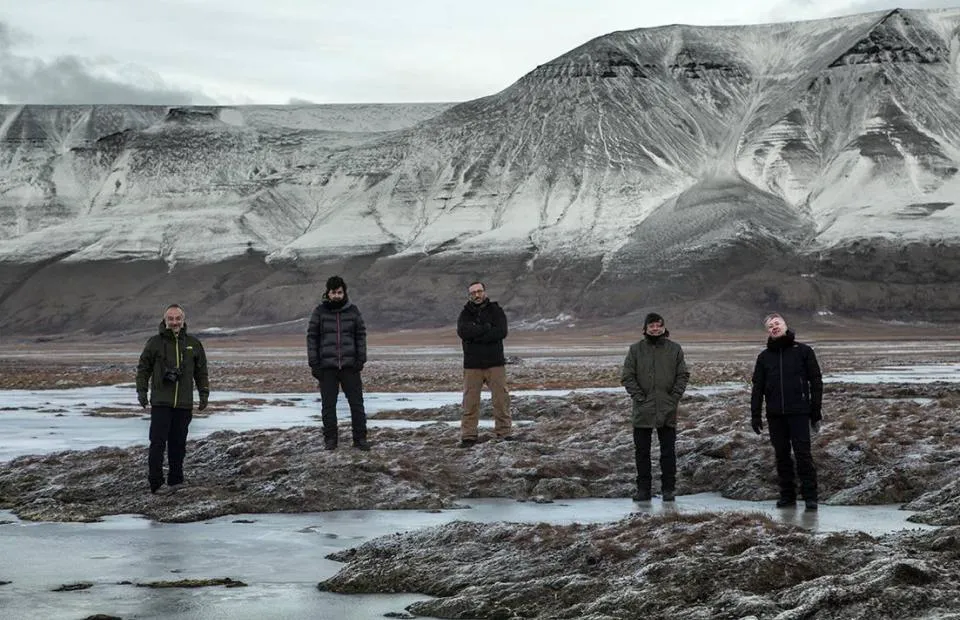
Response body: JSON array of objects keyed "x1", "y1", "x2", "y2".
[{"x1": 461, "y1": 366, "x2": 511, "y2": 439}]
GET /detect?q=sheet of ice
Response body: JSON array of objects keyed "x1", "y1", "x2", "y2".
[
  {"x1": 825, "y1": 363, "x2": 960, "y2": 384},
  {"x1": 0, "y1": 384, "x2": 739, "y2": 462},
  {"x1": 0, "y1": 493, "x2": 934, "y2": 620}
]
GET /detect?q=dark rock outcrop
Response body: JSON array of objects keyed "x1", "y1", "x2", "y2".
[{"x1": 318, "y1": 513, "x2": 960, "y2": 619}]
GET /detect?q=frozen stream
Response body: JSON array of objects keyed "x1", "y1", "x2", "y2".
[
  {"x1": 0, "y1": 496, "x2": 935, "y2": 620},
  {"x1": 0, "y1": 365, "x2": 954, "y2": 619}
]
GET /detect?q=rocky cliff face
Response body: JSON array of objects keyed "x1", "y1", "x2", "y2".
[{"x1": 3, "y1": 8, "x2": 960, "y2": 334}]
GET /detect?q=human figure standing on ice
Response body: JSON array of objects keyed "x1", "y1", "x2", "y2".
[
  {"x1": 750, "y1": 312, "x2": 823, "y2": 512},
  {"x1": 307, "y1": 276, "x2": 369, "y2": 451},
  {"x1": 136, "y1": 303, "x2": 209, "y2": 495},
  {"x1": 621, "y1": 312, "x2": 689, "y2": 502},
  {"x1": 456, "y1": 281, "x2": 511, "y2": 447}
]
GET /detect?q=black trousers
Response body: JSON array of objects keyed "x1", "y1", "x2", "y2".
[
  {"x1": 633, "y1": 426, "x2": 677, "y2": 494},
  {"x1": 319, "y1": 368, "x2": 367, "y2": 444},
  {"x1": 149, "y1": 405, "x2": 192, "y2": 486},
  {"x1": 768, "y1": 415, "x2": 817, "y2": 501}
]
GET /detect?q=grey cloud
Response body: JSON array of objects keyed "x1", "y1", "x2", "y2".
[
  {"x1": 824, "y1": 0, "x2": 960, "y2": 18},
  {"x1": 840, "y1": 0, "x2": 960, "y2": 12},
  {"x1": 0, "y1": 22, "x2": 214, "y2": 105}
]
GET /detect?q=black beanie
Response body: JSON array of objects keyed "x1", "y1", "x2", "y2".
[
  {"x1": 325, "y1": 275, "x2": 347, "y2": 293},
  {"x1": 644, "y1": 312, "x2": 664, "y2": 326}
]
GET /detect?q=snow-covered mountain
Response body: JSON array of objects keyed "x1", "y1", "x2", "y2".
[{"x1": 3, "y1": 8, "x2": 960, "y2": 333}]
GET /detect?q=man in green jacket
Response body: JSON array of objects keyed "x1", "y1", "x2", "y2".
[
  {"x1": 621, "y1": 313, "x2": 690, "y2": 502},
  {"x1": 136, "y1": 304, "x2": 210, "y2": 494}
]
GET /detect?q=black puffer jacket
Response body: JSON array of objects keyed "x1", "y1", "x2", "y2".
[
  {"x1": 306, "y1": 299, "x2": 367, "y2": 375},
  {"x1": 457, "y1": 300, "x2": 508, "y2": 369},
  {"x1": 751, "y1": 330, "x2": 823, "y2": 421}
]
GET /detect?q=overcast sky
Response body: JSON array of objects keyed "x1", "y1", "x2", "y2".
[{"x1": 0, "y1": 0, "x2": 955, "y2": 105}]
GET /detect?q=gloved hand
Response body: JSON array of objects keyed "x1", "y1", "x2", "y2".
[
  {"x1": 811, "y1": 408, "x2": 823, "y2": 424},
  {"x1": 198, "y1": 393, "x2": 208, "y2": 411},
  {"x1": 810, "y1": 420, "x2": 820, "y2": 434},
  {"x1": 355, "y1": 362, "x2": 364, "y2": 373},
  {"x1": 751, "y1": 417, "x2": 763, "y2": 435},
  {"x1": 138, "y1": 392, "x2": 148, "y2": 408}
]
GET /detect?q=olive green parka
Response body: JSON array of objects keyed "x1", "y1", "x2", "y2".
[{"x1": 621, "y1": 333, "x2": 690, "y2": 428}]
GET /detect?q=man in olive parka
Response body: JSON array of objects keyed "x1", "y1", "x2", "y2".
[
  {"x1": 621, "y1": 312, "x2": 690, "y2": 502},
  {"x1": 136, "y1": 303, "x2": 209, "y2": 494}
]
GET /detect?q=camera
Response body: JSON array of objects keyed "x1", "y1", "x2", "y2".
[{"x1": 162, "y1": 366, "x2": 182, "y2": 383}]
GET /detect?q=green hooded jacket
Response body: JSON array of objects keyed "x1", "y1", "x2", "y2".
[
  {"x1": 621, "y1": 335, "x2": 690, "y2": 428},
  {"x1": 136, "y1": 322, "x2": 210, "y2": 409}
]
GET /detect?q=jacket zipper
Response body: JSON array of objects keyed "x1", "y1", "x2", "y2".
[
  {"x1": 336, "y1": 312, "x2": 342, "y2": 369},
  {"x1": 652, "y1": 342, "x2": 659, "y2": 420},
  {"x1": 778, "y1": 350, "x2": 784, "y2": 412},
  {"x1": 173, "y1": 334, "x2": 182, "y2": 407}
]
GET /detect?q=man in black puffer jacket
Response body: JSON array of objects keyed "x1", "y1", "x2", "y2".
[
  {"x1": 307, "y1": 276, "x2": 368, "y2": 451},
  {"x1": 751, "y1": 312, "x2": 823, "y2": 511},
  {"x1": 456, "y1": 281, "x2": 510, "y2": 448}
]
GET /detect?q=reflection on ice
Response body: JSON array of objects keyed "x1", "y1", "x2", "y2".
[{"x1": 0, "y1": 493, "x2": 934, "y2": 620}]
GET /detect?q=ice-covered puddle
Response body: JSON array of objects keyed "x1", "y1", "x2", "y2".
[{"x1": 0, "y1": 495, "x2": 934, "y2": 620}]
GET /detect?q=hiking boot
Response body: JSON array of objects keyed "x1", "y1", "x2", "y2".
[
  {"x1": 150, "y1": 481, "x2": 162, "y2": 494},
  {"x1": 324, "y1": 439, "x2": 337, "y2": 451},
  {"x1": 662, "y1": 491, "x2": 676, "y2": 502},
  {"x1": 804, "y1": 500, "x2": 818, "y2": 512},
  {"x1": 154, "y1": 483, "x2": 185, "y2": 496},
  {"x1": 776, "y1": 497, "x2": 796, "y2": 508},
  {"x1": 458, "y1": 438, "x2": 477, "y2": 449},
  {"x1": 632, "y1": 490, "x2": 652, "y2": 502},
  {"x1": 353, "y1": 440, "x2": 370, "y2": 451}
]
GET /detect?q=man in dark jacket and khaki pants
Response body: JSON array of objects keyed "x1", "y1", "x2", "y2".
[
  {"x1": 456, "y1": 281, "x2": 510, "y2": 448},
  {"x1": 136, "y1": 303, "x2": 209, "y2": 494},
  {"x1": 307, "y1": 276, "x2": 369, "y2": 451},
  {"x1": 621, "y1": 312, "x2": 689, "y2": 502}
]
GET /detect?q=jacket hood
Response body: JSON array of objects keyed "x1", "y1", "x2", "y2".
[
  {"x1": 321, "y1": 299, "x2": 353, "y2": 312},
  {"x1": 644, "y1": 330, "x2": 670, "y2": 343},
  {"x1": 463, "y1": 299, "x2": 496, "y2": 312},
  {"x1": 766, "y1": 329, "x2": 796, "y2": 350}
]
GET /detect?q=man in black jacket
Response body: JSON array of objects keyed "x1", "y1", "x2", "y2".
[
  {"x1": 136, "y1": 303, "x2": 210, "y2": 494},
  {"x1": 751, "y1": 312, "x2": 823, "y2": 511},
  {"x1": 307, "y1": 276, "x2": 369, "y2": 451},
  {"x1": 456, "y1": 281, "x2": 510, "y2": 448}
]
